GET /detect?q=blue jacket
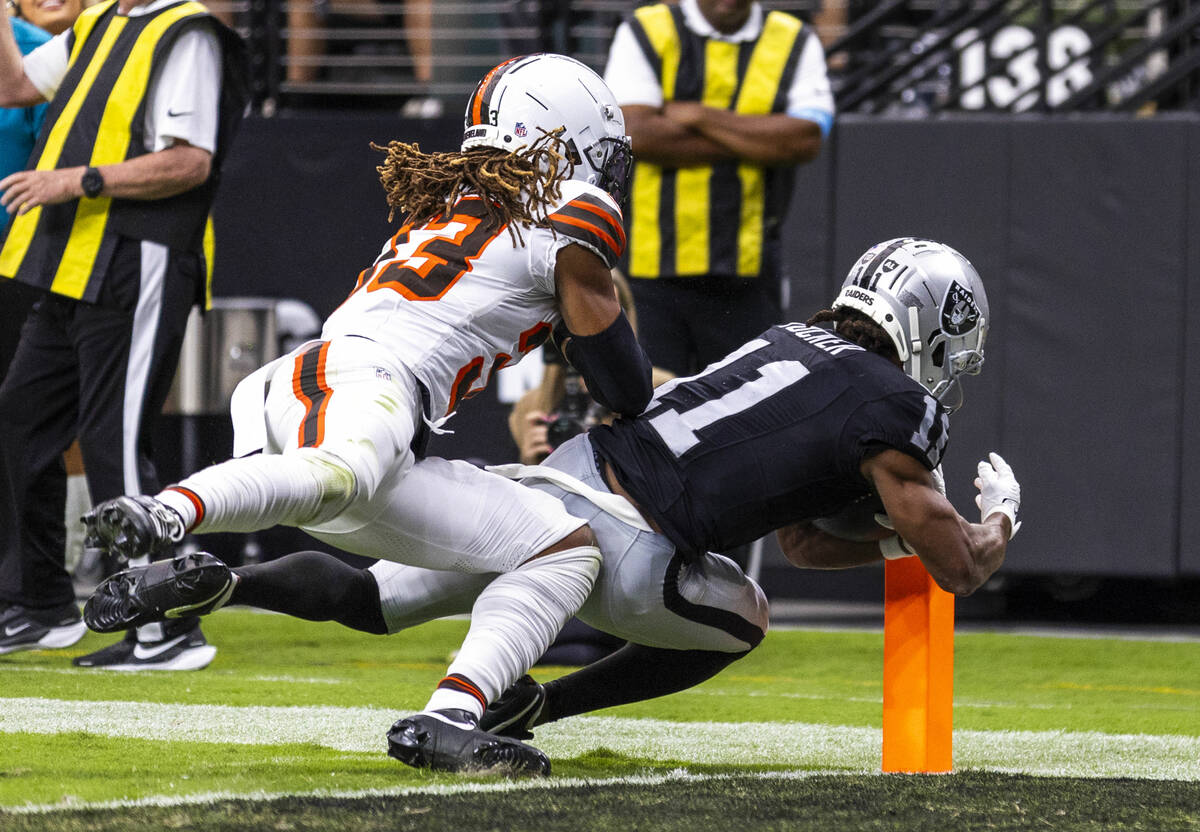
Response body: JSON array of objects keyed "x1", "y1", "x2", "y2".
[{"x1": 0, "y1": 18, "x2": 52, "y2": 233}]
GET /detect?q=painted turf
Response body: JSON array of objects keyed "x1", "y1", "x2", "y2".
[{"x1": 2, "y1": 695, "x2": 1197, "y2": 800}]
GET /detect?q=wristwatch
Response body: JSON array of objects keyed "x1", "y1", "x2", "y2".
[{"x1": 81, "y1": 167, "x2": 105, "y2": 199}]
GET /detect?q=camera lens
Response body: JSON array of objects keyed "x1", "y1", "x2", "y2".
[{"x1": 546, "y1": 415, "x2": 585, "y2": 450}]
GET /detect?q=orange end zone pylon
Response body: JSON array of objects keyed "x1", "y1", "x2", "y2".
[{"x1": 882, "y1": 556, "x2": 955, "y2": 773}]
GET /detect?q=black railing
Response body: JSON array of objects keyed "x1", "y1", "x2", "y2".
[
  {"x1": 220, "y1": 0, "x2": 1199, "y2": 114},
  {"x1": 225, "y1": 1, "x2": 824, "y2": 110},
  {"x1": 829, "y1": 0, "x2": 1200, "y2": 114}
]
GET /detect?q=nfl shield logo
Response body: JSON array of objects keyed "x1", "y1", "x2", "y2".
[{"x1": 514, "y1": 122, "x2": 527, "y2": 137}]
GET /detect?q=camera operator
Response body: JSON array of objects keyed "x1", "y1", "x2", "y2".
[{"x1": 511, "y1": 347, "x2": 608, "y2": 464}]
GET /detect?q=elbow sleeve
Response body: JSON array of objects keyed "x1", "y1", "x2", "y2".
[{"x1": 558, "y1": 313, "x2": 653, "y2": 417}]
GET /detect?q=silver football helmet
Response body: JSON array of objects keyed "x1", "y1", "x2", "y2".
[
  {"x1": 832, "y1": 238, "x2": 988, "y2": 412},
  {"x1": 461, "y1": 53, "x2": 634, "y2": 203}
]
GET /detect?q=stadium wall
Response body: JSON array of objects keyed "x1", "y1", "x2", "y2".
[{"x1": 206, "y1": 111, "x2": 1200, "y2": 579}]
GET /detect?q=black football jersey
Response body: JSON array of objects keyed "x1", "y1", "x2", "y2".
[{"x1": 589, "y1": 322, "x2": 950, "y2": 559}]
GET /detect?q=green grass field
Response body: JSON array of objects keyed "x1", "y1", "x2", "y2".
[{"x1": 1, "y1": 610, "x2": 1198, "y2": 830}]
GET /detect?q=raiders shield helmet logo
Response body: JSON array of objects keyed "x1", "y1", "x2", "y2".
[{"x1": 941, "y1": 280, "x2": 980, "y2": 335}]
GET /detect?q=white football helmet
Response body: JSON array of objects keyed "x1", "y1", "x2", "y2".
[
  {"x1": 832, "y1": 238, "x2": 988, "y2": 412},
  {"x1": 461, "y1": 53, "x2": 634, "y2": 203}
]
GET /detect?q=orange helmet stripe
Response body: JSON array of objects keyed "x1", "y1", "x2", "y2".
[{"x1": 469, "y1": 56, "x2": 523, "y2": 127}]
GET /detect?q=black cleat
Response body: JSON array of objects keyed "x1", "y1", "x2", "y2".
[
  {"x1": 82, "y1": 496, "x2": 185, "y2": 563},
  {"x1": 84, "y1": 552, "x2": 235, "y2": 633},
  {"x1": 387, "y1": 710, "x2": 551, "y2": 776},
  {"x1": 478, "y1": 675, "x2": 546, "y2": 740}
]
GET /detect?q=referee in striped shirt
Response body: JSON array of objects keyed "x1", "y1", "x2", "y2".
[{"x1": 0, "y1": 0, "x2": 246, "y2": 668}]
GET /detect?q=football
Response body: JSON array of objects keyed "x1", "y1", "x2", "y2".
[{"x1": 811, "y1": 495, "x2": 890, "y2": 542}]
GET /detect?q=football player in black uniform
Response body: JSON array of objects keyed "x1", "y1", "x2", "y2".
[{"x1": 82, "y1": 238, "x2": 1021, "y2": 769}]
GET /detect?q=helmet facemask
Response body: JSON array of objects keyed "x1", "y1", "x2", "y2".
[
  {"x1": 919, "y1": 324, "x2": 987, "y2": 413},
  {"x1": 585, "y1": 135, "x2": 633, "y2": 204}
]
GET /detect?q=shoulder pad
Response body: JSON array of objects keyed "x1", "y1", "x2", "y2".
[{"x1": 546, "y1": 182, "x2": 626, "y2": 269}]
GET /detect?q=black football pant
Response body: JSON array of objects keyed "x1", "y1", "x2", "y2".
[{"x1": 0, "y1": 237, "x2": 199, "y2": 610}]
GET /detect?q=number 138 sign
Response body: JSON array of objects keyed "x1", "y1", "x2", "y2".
[{"x1": 955, "y1": 25, "x2": 1092, "y2": 110}]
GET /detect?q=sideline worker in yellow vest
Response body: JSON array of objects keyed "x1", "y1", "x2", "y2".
[
  {"x1": 604, "y1": 0, "x2": 834, "y2": 376},
  {"x1": 0, "y1": 0, "x2": 247, "y2": 669}
]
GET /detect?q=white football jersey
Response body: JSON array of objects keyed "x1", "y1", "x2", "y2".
[{"x1": 321, "y1": 180, "x2": 626, "y2": 419}]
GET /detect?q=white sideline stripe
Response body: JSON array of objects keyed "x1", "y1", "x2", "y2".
[
  {"x1": 2, "y1": 769, "x2": 854, "y2": 815},
  {"x1": 2, "y1": 697, "x2": 1198, "y2": 787}
]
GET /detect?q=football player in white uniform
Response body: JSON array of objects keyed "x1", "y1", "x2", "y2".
[
  {"x1": 85, "y1": 239, "x2": 1021, "y2": 772},
  {"x1": 81, "y1": 54, "x2": 652, "y2": 775}
]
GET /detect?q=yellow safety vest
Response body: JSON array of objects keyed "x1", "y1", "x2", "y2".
[
  {"x1": 625, "y1": 3, "x2": 807, "y2": 280},
  {"x1": 0, "y1": 0, "x2": 218, "y2": 305}
]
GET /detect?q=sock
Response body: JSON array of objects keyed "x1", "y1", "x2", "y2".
[
  {"x1": 424, "y1": 674, "x2": 488, "y2": 720},
  {"x1": 231, "y1": 550, "x2": 387, "y2": 634},
  {"x1": 158, "y1": 449, "x2": 357, "y2": 534},
  {"x1": 156, "y1": 490, "x2": 198, "y2": 530},
  {"x1": 137, "y1": 615, "x2": 203, "y2": 644},
  {"x1": 137, "y1": 622, "x2": 164, "y2": 642},
  {"x1": 423, "y1": 545, "x2": 600, "y2": 722},
  {"x1": 539, "y1": 645, "x2": 749, "y2": 724}
]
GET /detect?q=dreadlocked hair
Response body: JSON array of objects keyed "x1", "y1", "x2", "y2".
[
  {"x1": 371, "y1": 129, "x2": 573, "y2": 244},
  {"x1": 807, "y1": 307, "x2": 902, "y2": 366}
]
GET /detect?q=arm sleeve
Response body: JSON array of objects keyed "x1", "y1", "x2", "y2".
[
  {"x1": 603, "y1": 20, "x2": 663, "y2": 108},
  {"x1": 556, "y1": 313, "x2": 653, "y2": 417}
]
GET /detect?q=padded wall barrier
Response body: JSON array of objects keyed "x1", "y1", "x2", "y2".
[{"x1": 212, "y1": 112, "x2": 1200, "y2": 577}]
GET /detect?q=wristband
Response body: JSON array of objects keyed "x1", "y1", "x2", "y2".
[
  {"x1": 879, "y1": 535, "x2": 916, "y2": 560},
  {"x1": 984, "y1": 503, "x2": 1021, "y2": 539}
]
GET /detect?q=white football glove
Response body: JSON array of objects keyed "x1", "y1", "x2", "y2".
[
  {"x1": 974, "y1": 452, "x2": 1021, "y2": 539},
  {"x1": 874, "y1": 465, "x2": 945, "y2": 531}
]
